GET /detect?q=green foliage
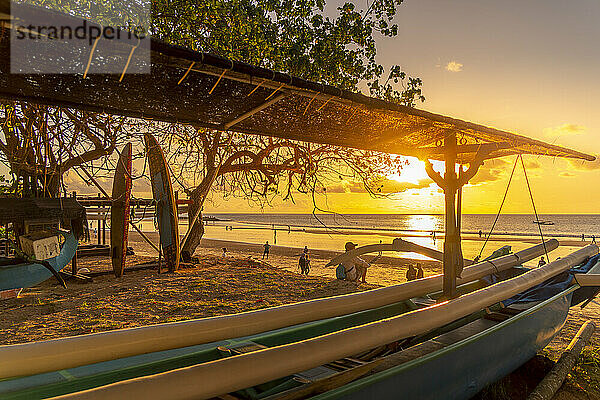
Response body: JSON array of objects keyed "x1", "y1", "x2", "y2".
[{"x1": 151, "y1": 0, "x2": 424, "y2": 105}]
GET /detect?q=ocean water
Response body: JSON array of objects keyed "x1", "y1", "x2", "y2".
[
  {"x1": 207, "y1": 213, "x2": 600, "y2": 238},
  {"x1": 197, "y1": 214, "x2": 600, "y2": 262},
  {"x1": 125, "y1": 213, "x2": 599, "y2": 262}
]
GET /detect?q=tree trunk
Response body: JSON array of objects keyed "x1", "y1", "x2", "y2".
[{"x1": 181, "y1": 186, "x2": 205, "y2": 262}]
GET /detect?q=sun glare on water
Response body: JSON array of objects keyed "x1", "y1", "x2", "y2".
[{"x1": 406, "y1": 214, "x2": 439, "y2": 232}]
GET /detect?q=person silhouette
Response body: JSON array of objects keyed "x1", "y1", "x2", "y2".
[{"x1": 538, "y1": 257, "x2": 546, "y2": 267}]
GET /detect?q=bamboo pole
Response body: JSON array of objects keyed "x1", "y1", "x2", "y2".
[
  {"x1": 51, "y1": 244, "x2": 598, "y2": 400},
  {"x1": 0, "y1": 240, "x2": 559, "y2": 379},
  {"x1": 527, "y1": 320, "x2": 596, "y2": 400}
]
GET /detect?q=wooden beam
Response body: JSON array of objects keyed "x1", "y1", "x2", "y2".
[
  {"x1": 416, "y1": 142, "x2": 514, "y2": 157},
  {"x1": 574, "y1": 274, "x2": 600, "y2": 287},
  {"x1": 222, "y1": 93, "x2": 289, "y2": 130}
]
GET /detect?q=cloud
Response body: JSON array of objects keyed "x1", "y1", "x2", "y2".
[
  {"x1": 381, "y1": 178, "x2": 432, "y2": 193},
  {"x1": 523, "y1": 159, "x2": 541, "y2": 170},
  {"x1": 468, "y1": 159, "x2": 510, "y2": 184},
  {"x1": 324, "y1": 178, "x2": 432, "y2": 194},
  {"x1": 559, "y1": 172, "x2": 575, "y2": 177},
  {"x1": 323, "y1": 180, "x2": 364, "y2": 194},
  {"x1": 445, "y1": 61, "x2": 463, "y2": 72},
  {"x1": 568, "y1": 155, "x2": 600, "y2": 170},
  {"x1": 543, "y1": 124, "x2": 586, "y2": 138}
]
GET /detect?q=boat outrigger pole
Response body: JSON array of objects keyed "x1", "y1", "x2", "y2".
[{"x1": 423, "y1": 132, "x2": 488, "y2": 299}]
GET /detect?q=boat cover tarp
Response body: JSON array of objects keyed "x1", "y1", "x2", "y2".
[{"x1": 503, "y1": 254, "x2": 600, "y2": 306}]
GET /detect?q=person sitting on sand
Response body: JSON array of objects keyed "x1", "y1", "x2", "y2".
[
  {"x1": 262, "y1": 241, "x2": 270, "y2": 259},
  {"x1": 406, "y1": 264, "x2": 417, "y2": 281},
  {"x1": 538, "y1": 257, "x2": 546, "y2": 267},
  {"x1": 416, "y1": 263, "x2": 424, "y2": 279},
  {"x1": 340, "y1": 242, "x2": 370, "y2": 283}
]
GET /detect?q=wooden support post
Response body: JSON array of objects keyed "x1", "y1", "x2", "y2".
[
  {"x1": 423, "y1": 143, "x2": 487, "y2": 299},
  {"x1": 443, "y1": 132, "x2": 460, "y2": 299},
  {"x1": 102, "y1": 217, "x2": 106, "y2": 245},
  {"x1": 71, "y1": 190, "x2": 78, "y2": 275},
  {"x1": 71, "y1": 251, "x2": 78, "y2": 275},
  {"x1": 456, "y1": 190, "x2": 462, "y2": 231},
  {"x1": 456, "y1": 166, "x2": 464, "y2": 274},
  {"x1": 4, "y1": 223, "x2": 8, "y2": 256}
]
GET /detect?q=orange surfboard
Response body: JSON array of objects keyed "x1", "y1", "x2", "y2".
[
  {"x1": 144, "y1": 133, "x2": 180, "y2": 272},
  {"x1": 111, "y1": 143, "x2": 132, "y2": 277}
]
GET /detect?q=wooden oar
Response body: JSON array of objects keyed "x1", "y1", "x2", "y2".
[{"x1": 325, "y1": 238, "x2": 473, "y2": 267}]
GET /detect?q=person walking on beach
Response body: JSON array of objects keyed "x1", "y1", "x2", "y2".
[
  {"x1": 338, "y1": 242, "x2": 370, "y2": 283},
  {"x1": 538, "y1": 257, "x2": 546, "y2": 267},
  {"x1": 262, "y1": 241, "x2": 270, "y2": 259},
  {"x1": 299, "y1": 252, "x2": 310, "y2": 275},
  {"x1": 406, "y1": 264, "x2": 417, "y2": 281},
  {"x1": 222, "y1": 247, "x2": 227, "y2": 258},
  {"x1": 416, "y1": 263, "x2": 424, "y2": 279},
  {"x1": 478, "y1": 230, "x2": 483, "y2": 238}
]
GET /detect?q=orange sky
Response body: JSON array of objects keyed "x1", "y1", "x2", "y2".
[
  {"x1": 202, "y1": 1, "x2": 600, "y2": 214},
  {"x1": 63, "y1": 1, "x2": 600, "y2": 214}
]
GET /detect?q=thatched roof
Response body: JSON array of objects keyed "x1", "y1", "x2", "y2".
[{"x1": 0, "y1": 2, "x2": 594, "y2": 163}]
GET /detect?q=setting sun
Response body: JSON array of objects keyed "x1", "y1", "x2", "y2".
[{"x1": 388, "y1": 158, "x2": 429, "y2": 184}]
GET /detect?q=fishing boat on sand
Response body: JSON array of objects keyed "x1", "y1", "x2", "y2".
[
  {"x1": 0, "y1": 198, "x2": 86, "y2": 293},
  {"x1": 0, "y1": 3, "x2": 599, "y2": 398},
  {"x1": 0, "y1": 241, "x2": 599, "y2": 400}
]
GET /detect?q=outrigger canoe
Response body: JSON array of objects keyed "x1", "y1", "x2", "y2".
[{"x1": 1, "y1": 243, "x2": 599, "y2": 400}]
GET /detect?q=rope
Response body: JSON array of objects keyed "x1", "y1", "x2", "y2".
[
  {"x1": 519, "y1": 154, "x2": 549, "y2": 262},
  {"x1": 477, "y1": 156, "x2": 519, "y2": 259}
]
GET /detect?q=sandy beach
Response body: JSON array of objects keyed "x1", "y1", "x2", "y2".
[{"x1": 1, "y1": 233, "x2": 599, "y2": 399}]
